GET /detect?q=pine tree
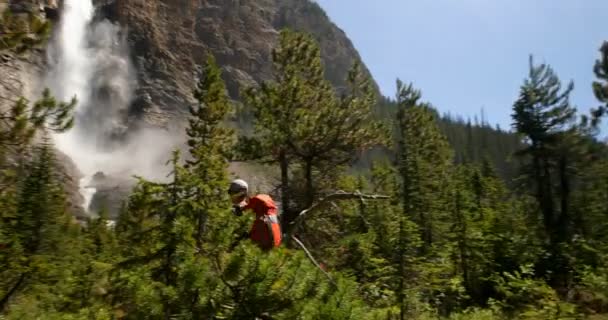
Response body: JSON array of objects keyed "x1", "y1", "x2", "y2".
[
  {"x1": 446, "y1": 164, "x2": 527, "y2": 306},
  {"x1": 0, "y1": 8, "x2": 51, "y2": 53},
  {"x1": 109, "y1": 56, "x2": 236, "y2": 318},
  {"x1": 185, "y1": 54, "x2": 235, "y2": 248},
  {"x1": 511, "y1": 56, "x2": 579, "y2": 288},
  {"x1": 368, "y1": 162, "x2": 422, "y2": 319},
  {"x1": 111, "y1": 152, "x2": 200, "y2": 319},
  {"x1": 395, "y1": 80, "x2": 453, "y2": 252},
  {"x1": 591, "y1": 41, "x2": 608, "y2": 127},
  {"x1": 0, "y1": 23, "x2": 81, "y2": 312},
  {"x1": 0, "y1": 89, "x2": 75, "y2": 194},
  {"x1": 0, "y1": 138, "x2": 81, "y2": 313},
  {"x1": 242, "y1": 29, "x2": 385, "y2": 227}
]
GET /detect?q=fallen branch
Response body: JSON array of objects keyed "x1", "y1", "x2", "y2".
[
  {"x1": 290, "y1": 190, "x2": 389, "y2": 233},
  {"x1": 291, "y1": 235, "x2": 336, "y2": 286}
]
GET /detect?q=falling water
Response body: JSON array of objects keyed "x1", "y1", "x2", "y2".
[
  {"x1": 46, "y1": 0, "x2": 175, "y2": 214},
  {"x1": 48, "y1": 0, "x2": 97, "y2": 212}
]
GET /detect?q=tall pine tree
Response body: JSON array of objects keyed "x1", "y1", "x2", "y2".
[
  {"x1": 395, "y1": 80, "x2": 453, "y2": 252},
  {"x1": 0, "y1": 138, "x2": 81, "y2": 313},
  {"x1": 242, "y1": 29, "x2": 385, "y2": 227},
  {"x1": 512, "y1": 56, "x2": 579, "y2": 289}
]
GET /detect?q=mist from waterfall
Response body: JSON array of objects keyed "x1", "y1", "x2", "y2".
[{"x1": 47, "y1": 0, "x2": 177, "y2": 213}]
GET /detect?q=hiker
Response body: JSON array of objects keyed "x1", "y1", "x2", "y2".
[{"x1": 228, "y1": 179, "x2": 282, "y2": 250}]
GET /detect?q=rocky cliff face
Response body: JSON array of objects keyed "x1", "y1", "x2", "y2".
[
  {"x1": 97, "y1": 0, "x2": 377, "y2": 126},
  {"x1": 2, "y1": 0, "x2": 377, "y2": 218}
]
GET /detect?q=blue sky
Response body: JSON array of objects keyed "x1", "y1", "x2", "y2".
[{"x1": 315, "y1": 0, "x2": 608, "y2": 130}]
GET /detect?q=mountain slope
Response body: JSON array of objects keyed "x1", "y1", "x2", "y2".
[{"x1": 97, "y1": 0, "x2": 376, "y2": 128}]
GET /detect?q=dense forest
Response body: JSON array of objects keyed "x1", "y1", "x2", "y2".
[{"x1": 2, "y1": 6, "x2": 608, "y2": 320}]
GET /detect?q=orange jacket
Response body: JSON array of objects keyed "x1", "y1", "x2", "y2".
[{"x1": 244, "y1": 194, "x2": 282, "y2": 249}]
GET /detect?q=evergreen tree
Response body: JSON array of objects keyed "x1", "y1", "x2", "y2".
[
  {"x1": 242, "y1": 29, "x2": 385, "y2": 227},
  {"x1": 446, "y1": 164, "x2": 533, "y2": 307},
  {"x1": 0, "y1": 8, "x2": 51, "y2": 52},
  {"x1": 591, "y1": 41, "x2": 608, "y2": 126},
  {"x1": 186, "y1": 55, "x2": 235, "y2": 248},
  {"x1": 0, "y1": 90, "x2": 75, "y2": 199},
  {"x1": 0, "y1": 90, "x2": 75, "y2": 148},
  {"x1": 395, "y1": 80, "x2": 453, "y2": 252},
  {"x1": 367, "y1": 162, "x2": 423, "y2": 319},
  {"x1": 0, "y1": 138, "x2": 82, "y2": 313},
  {"x1": 109, "y1": 55, "x2": 237, "y2": 318},
  {"x1": 511, "y1": 56, "x2": 579, "y2": 288}
]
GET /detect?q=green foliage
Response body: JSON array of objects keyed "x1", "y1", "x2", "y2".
[
  {"x1": 0, "y1": 140, "x2": 101, "y2": 315},
  {"x1": 511, "y1": 56, "x2": 582, "y2": 287},
  {"x1": 1, "y1": 89, "x2": 75, "y2": 150},
  {"x1": 491, "y1": 265, "x2": 581, "y2": 319},
  {"x1": 242, "y1": 29, "x2": 386, "y2": 223},
  {"x1": 512, "y1": 56, "x2": 576, "y2": 148},
  {"x1": 0, "y1": 9, "x2": 51, "y2": 53},
  {"x1": 371, "y1": 96, "x2": 522, "y2": 183},
  {"x1": 591, "y1": 42, "x2": 608, "y2": 127},
  {"x1": 1, "y1": 20, "x2": 608, "y2": 320},
  {"x1": 395, "y1": 80, "x2": 452, "y2": 250},
  {"x1": 0, "y1": 90, "x2": 76, "y2": 199}
]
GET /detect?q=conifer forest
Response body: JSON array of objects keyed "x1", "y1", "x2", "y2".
[{"x1": 1, "y1": 1, "x2": 608, "y2": 319}]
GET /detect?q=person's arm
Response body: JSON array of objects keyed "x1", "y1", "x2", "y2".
[
  {"x1": 232, "y1": 205, "x2": 243, "y2": 217},
  {"x1": 233, "y1": 197, "x2": 255, "y2": 217}
]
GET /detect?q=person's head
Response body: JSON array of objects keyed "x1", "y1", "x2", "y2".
[{"x1": 228, "y1": 179, "x2": 249, "y2": 205}]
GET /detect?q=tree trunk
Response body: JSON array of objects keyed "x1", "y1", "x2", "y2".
[
  {"x1": 455, "y1": 191, "x2": 471, "y2": 300},
  {"x1": 541, "y1": 158, "x2": 556, "y2": 243},
  {"x1": 195, "y1": 210, "x2": 206, "y2": 249},
  {"x1": 533, "y1": 151, "x2": 554, "y2": 238},
  {"x1": 397, "y1": 217, "x2": 406, "y2": 320},
  {"x1": 304, "y1": 159, "x2": 314, "y2": 209},
  {"x1": 557, "y1": 154, "x2": 570, "y2": 242},
  {"x1": 279, "y1": 150, "x2": 293, "y2": 227},
  {"x1": 0, "y1": 272, "x2": 27, "y2": 312}
]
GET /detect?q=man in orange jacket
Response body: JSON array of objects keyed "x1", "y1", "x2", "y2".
[{"x1": 228, "y1": 179, "x2": 282, "y2": 250}]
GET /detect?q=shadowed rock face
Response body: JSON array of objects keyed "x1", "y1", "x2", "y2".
[
  {"x1": 7, "y1": 0, "x2": 59, "y2": 18},
  {"x1": 88, "y1": 171, "x2": 134, "y2": 217},
  {"x1": 95, "y1": 0, "x2": 378, "y2": 126}
]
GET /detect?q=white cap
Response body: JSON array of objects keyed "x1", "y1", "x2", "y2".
[{"x1": 228, "y1": 179, "x2": 248, "y2": 195}]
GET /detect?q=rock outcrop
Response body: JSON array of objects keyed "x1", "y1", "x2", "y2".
[{"x1": 96, "y1": 0, "x2": 377, "y2": 126}]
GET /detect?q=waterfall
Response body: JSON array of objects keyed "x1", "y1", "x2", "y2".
[
  {"x1": 46, "y1": 0, "x2": 175, "y2": 214},
  {"x1": 48, "y1": 0, "x2": 98, "y2": 212}
]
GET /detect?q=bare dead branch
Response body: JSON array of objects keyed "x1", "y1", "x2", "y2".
[
  {"x1": 0, "y1": 95, "x2": 20, "y2": 104},
  {"x1": 357, "y1": 191, "x2": 371, "y2": 227},
  {"x1": 290, "y1": 190, "x2": 389, "y2": 232},
  {"x1": 291, "y1": 235, "x2": 336, "y2": 286},
  {"x1": 0, "y1": 31, "x2": 46, "y2": 36}
]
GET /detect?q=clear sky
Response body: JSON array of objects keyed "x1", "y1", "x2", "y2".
[{"x1": 315, "y1": 0, "x2": 608, "y2": 130}]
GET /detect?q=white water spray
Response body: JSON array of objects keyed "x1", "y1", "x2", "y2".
[
  {"x1": 47, "y1": 0, "x2": 176, "y2": 214},
  {"x1": 48, "y1": 0, "x2": 96, "y2": 212}
]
